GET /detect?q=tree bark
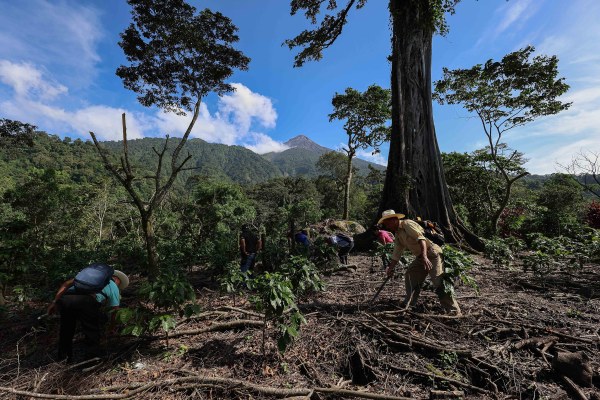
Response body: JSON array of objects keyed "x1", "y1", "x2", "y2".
[
  {"x1": 380, "y1": 0, "x2": 482, "y2": 250},
  {"x1": 141, "y1": 213, "x2": 159, "y2": 279},
  {"x1": 343, "y1": 150, "x2": 354, "y2": 220}
]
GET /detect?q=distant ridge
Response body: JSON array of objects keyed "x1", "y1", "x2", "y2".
[
  {"x1": 284, "y1": 135, "x2": 330, "y2": 153},
  {"x1": 263, "y1": 135, "x2": 385, "y2": 177}
]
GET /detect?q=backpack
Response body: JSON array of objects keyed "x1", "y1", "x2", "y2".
[
  {"x1": 73, "y1": 263, "x2": 114, "y2": 297},
  {"x1": 417, "y1": 220, "x2": 445, "y2": 247}
]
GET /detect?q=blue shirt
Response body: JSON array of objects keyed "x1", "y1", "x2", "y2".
[{"x1": 295, "y1": 232, "x2": 310, "y2": 246}]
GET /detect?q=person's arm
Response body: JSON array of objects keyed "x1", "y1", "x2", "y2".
[
  {"x1": 385, "y1": 236, "x2": 405, "y2": 277},
  {"x1": 239, "y1": 237, "x2": 247, "y2": 256},
  {"x1": 47, "y1": 278, "x2": 74, "y2": 314},
  {"x1": 418, "y1": 239, "x2": 432, "y2": 271},
  {"x1": 257, "y1": 238, "x2": 263, "y2": 252}
]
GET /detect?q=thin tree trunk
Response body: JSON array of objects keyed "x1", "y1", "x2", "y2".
[
  {"x1": 141, "y1": 213, "x2": 159, "y2": 279},
  {"x1": 381, "y1": 0, "x2": 482, "y2": 250},
  {"x1": 343, "y1": 151, "x2": 354, "y2": 220},
  {"x1": 490, "y1": 173, "x2": 528, "y2": 235}
]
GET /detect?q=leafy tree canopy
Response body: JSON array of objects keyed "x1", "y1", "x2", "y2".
[
  {"x1": 117, "y1": 0, "x2": 250, "y2": 115},
  {"x1": 329, "y1": 85, "x2": 391, "y2": 156},
  {"x1": 434, "y1": 46, "x2": 571, "y2": 137},
  {"x1": 0, "y1": 119, "x2": 36, "y2": 147}
]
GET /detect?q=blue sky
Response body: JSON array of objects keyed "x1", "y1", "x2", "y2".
[{"x1": 0, "y1": 0, "x2": 598, "y2": 174}]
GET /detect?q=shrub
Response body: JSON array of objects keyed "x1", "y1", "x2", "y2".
[
  {"x1": 117, "y1": 269, "x2": 199, "y2": 345},
  {"x1": 483, "y1": 238, "x2": 514, "y2": 268},
  {"x1": 278, "y1": 255, "x2": 324, "y2": 297},
  {"x1": 522, "y1": 251, "x2": 557, "y2": 280},
  {"x1": 247, "y1": 272, "x2": 306, "y2": 353},
  {"x1": 441, "y1": 245, "x2": 478, "y2": 296}
]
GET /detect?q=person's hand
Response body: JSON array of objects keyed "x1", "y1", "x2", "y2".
[{"x1": 423, "y1": 256, "x2": 432, "y2": 272}]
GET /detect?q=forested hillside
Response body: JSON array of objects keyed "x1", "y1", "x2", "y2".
[{"x1": 2, "y1": 0, "x2": 600, "y2": 399}]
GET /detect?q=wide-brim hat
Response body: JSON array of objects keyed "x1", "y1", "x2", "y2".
[
  {"x1": 113, "y1": 270, "x2": 129, "y2": 291},
  {"x1": 377, "y1": 209, "x2": 406, "y2": 224}
]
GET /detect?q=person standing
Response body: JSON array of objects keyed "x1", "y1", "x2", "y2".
[
  {"x1": 240, "y1": 224, "x2": 261, "y2": 273},
  {"x1": 378, "y1": 210, "x2": 461, "y2": 315},
  {"x1": 47, "y1": 264, "x2": 129, "y2": 361}
]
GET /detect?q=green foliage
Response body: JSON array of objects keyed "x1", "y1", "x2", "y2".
[
  {"x1": 118, "y1": 269, "x2": 199, "y2": 341},
  {"x1": 522, "y1": 251, "x2": 556, "y2": 279},
  {"x1": 277, "y1": 255, "x2": 324, "y2": 297},
  {"x1": 532, "y1": 174, "x2": 584, "y2": 236},
  {"x1": 118, "y1": 0, "x2": 250, "y2": 113},
  {"x1": 286, "y1": 0, "x2": 461, "y2": 67},
  {"x1": 0, "y1": 119, "x2": 35, "y2": 147},
  {"x1": 435, "y1": 46, "x2": 570, "y2": 234},
  {"x1": 371, "y1": 242, "x2": 395, "y2": 267},
  {"x1": 483, "y1": 238, "x2": 514, "y2": 268},
  {"x1": 329, "y1": 85, "x2": 391, "y2": 219},
  {"x1": 219, "y1": 261, "x2": 248, "y2": 296},
  {"x1": 441, "y1": 245, "x2": 478, "y2": 296},
  {"x1": 247, "y1": 272, "x2": 306, "y2": 353},
  {"x1": 310, "y1": 237, "x2": 339, "y2": 272}
]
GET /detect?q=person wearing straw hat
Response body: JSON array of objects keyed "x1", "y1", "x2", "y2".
[
  {"x1": 47, "y1": 265, "x2": 129, "y2": 361},
  {"x1": 378, "y1": 210, "x2": 461, "y2": 315}
]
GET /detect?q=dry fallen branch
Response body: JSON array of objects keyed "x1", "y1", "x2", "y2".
[
  {"x1": 148, "y1": 319, "x2": 264, "y2": 340},
  {"x1": 1, "y1": 374, "x2": 417, "y2": 400},
  {"x1": 387, "y1": 364, "x2": 496, "y2": 397}
]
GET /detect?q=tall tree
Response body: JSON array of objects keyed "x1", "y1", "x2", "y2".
[
  {"x1": 286, "y1": 0, "x2": 483, "y2": 247},
  {"x1": 434, "y1": 46, "x2": 571, "y2": 234},
  {"x1": 90, "y1": 0, "x2": 249, "y2": 278},
  {"x1": 329, "y1": 85, "x2": 390, "y2": 219},
  {"x1": 0, "y1": 119, "x2": 35, "y2": 147}
]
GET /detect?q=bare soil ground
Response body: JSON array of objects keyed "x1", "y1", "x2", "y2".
[{"x1": 1, "y1": 253, "x2": 599, "y2": 399}]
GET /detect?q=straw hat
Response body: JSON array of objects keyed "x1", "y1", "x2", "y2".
[
  {"x1": 377, "y1": 209, "x2": 406, "y2": 224},
  {"x1": 113, "y1": 270, "x2": 129, "y2": 291}
]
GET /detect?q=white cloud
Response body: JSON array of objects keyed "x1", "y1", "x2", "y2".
[
  {"x1": 523, "y1": 135, "x2": 599, "y2": 174},
  {"x1": 494, "y1": 0, "x2": 539, "y2": 37},
  {"x1": 475, "y1": 0, "x2": 542, "y2": 47},
  {"x1": 0, "y1": 59, "x2": 282, "y2": 146},
  {"x1": 244, "y1": 132, "x2": 289, "y2": 154},
  {"x1": 0, "y1": 60, "x2": 67, "y2": 100},
  {"x1": 219, "y1": 83, "x2": 277, "y2": 132},
  {"x1": 0, "y1": 0, "x2": 103, "y2": 88},
  {"x1": 356, "y1": 150, "x2": 387, "y2": 166}
]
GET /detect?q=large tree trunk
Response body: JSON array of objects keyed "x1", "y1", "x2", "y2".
[{"x1": 381, "y1": 0, "x2": 482, "y2": 250}]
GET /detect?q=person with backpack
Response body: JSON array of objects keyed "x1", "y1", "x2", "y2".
[
  {"x1": 240, "y1": 224, "x2": 262, "y2": 274},
  {"x1": 327, "y1": 233, "x2": 354, "y2": 265},
  {"x1": 47, "y1": 263, "x2": 129, "y2": 361},
  {"x1": 378, "y1": 210, "x2": 461, "y2": 315}
]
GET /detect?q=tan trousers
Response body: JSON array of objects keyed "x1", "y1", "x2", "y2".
[{"x1": 403, "y1": 247, "x2": 461, "y2": 314}]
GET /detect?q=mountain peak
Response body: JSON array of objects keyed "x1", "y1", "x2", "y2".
[{"x1": 284, "y1": 135, "x2": 329, "y2": 152}]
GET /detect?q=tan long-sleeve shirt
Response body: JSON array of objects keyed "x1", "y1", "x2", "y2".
[{"x1": 390, "y1": 219, "x2": 439, "y2": 260}]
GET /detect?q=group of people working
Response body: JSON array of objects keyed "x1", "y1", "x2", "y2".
[
  {"x1": 239, "y1": 210, "x2": 461, "y2": 316},
  {"x1": 48, "y1": 209, "x2": 459, "y2": 363}
]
